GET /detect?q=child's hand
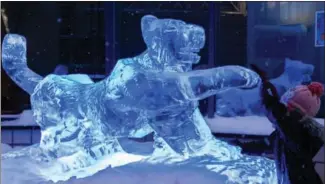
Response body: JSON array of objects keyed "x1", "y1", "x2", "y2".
[{"x1": 250, "y1": 64, "x2": 287, "y2": 119}]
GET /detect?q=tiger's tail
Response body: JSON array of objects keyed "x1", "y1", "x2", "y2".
[{"x1": 2, "y1": 34, "x2": 43, "y2": 94}]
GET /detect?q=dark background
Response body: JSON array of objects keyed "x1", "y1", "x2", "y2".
[
  {"x1": 1, "y1": 1, "x2": 324, "y2": 118},
  {"x1": 1, "y1": 1, "x2": 247, "y2": 116}
]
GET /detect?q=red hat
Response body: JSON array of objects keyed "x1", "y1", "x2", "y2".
[{"x1": 285, "y1": 82, "x2": 324, "y2": 116}]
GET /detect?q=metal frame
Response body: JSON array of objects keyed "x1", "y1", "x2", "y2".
[
  {"x1": 104, "y1": 2, "x2": 117, "y2": 75},
  {"x1": 121, "y1": 2, "x2": 209, "y2": 13},
  {"x1": 1, "y1": 126, "x2": 40, "y2": 147},
  {"x1": 314, "y1": 10, "x2": 324, "y2": 48}
]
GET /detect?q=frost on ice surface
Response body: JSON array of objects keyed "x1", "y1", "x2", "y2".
[{"x1": 2, "y1": 15, "x2": 276, "y2": 183}]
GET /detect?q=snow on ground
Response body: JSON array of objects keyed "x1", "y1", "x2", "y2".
[
  {"x1": 206, "y1": 115, "x2": 324, "y2": 135},
  {"x1": 1, "y1": 144, "x2": 12, "y2": 154},
  {"x1": 207, "y1": 115, "x2": 274, "y2": 135},
  {"x1": 1, "y1": 110, "x2": 35, "y2": 126},
  {"x1": 1, "y1": 144, "x2": 24, "y2": 154}
]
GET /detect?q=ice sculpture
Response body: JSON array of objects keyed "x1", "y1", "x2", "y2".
[
  {"x1": 2, "y1": 15, "x2": 276, "y2": 183},
  {"x1": 216, "y1": 58, "x2": 314, "y2": 116}
]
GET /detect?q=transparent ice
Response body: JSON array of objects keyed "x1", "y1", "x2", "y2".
[{"x1": 2, "y1": 15, "x2": 277, "y2": 183}]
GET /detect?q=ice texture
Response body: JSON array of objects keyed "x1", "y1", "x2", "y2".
[
  {"x1": 1, "y1": 35, "x2": 43, "y2": 94},
  {"x1": 2, "y1": 15, "x2": 276, "y2": 183},
  {"x1": 216, "y1": 58, "x2": 314, "y2": 117}
]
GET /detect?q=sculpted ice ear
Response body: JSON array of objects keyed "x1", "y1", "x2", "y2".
[
  {"x1": 141, "y1": 15, "x2": 158, "y2": 46},
  {"x1": 141, "y1": 15, "x2": 157, "y2": 32}
]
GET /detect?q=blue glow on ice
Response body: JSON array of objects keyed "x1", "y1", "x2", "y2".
[{"x1": 2, "y1": 15, "x2": 277, "y2": 183}]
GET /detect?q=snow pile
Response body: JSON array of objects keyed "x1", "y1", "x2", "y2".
[
  {"x1": 1, "y1": 110, "x2": 35, "y2": 126},
  {"x1": 1, "y1": 144, "x2": 25, "y2": 155},
  {"x1": 1, "y1": 144, "x2": 12, "y2": 154},
  {"x1": 206, "y1": 116, "x2": 274, "y2": 135},
  {"x1": 206, "y1": 115, "x2": 324, "y2": 135}
]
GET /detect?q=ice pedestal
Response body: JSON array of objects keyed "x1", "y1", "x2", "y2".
[
  {"x1": 2, "y1": 141, "x2": 276, "y2": 184},
  {"x1": 2, "y1": 157, "x2": 228, "y2": 184}
]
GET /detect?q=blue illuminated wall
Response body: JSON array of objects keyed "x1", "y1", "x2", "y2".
[
  {"x1": 247, "y1": 2, "x2": 325, "y2": 117},
  {"x1": 247, "y1": 2, "x2": 324, "y2": 82},
  {"x1": 247, "y1": 2, "x2": 325, "y2": 118}
]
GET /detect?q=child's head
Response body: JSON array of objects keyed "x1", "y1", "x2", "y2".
[{"x1": 281, "y1": 82, "x2": 324, "y2": 117}]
